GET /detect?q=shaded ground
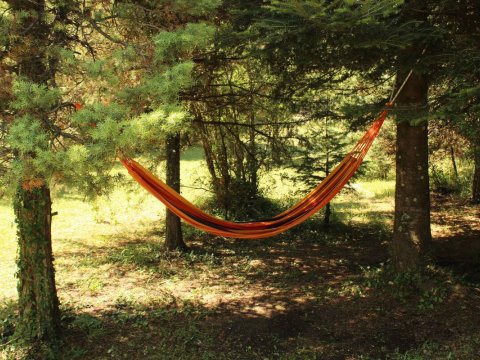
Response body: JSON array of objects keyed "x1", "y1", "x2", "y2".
[
  {"x1": 431, "y1": 194, "x2": 480, "y2": 282},
  {"x1": 1, "y1": 191, "x2": 480, "y2": 359}
]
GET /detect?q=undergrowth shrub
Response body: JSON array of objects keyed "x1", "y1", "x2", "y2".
[
  {"x1": 430, "y1": 158, "x2": 473, "y2": 198},
  {"x1": 361, "y1": 262, "x2": 450, "y2": 311},
  {"x1": 0, "y1": 301, "x2": 16, "y2": 344},
  {"x1": 196, "y1": 188, "x2": 284, "y2": 222}
]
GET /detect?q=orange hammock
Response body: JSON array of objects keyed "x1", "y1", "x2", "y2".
[{"x1": 120, "y1": 106, "x2": 390, "y2": 239}]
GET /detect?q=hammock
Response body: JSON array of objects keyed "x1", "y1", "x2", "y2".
[{"x1": 120, "y1": 106, "x2": 390, "y2": 239}]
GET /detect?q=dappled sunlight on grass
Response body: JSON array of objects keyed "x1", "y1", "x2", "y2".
[
  {"x1": 2, "y1": 149, "x2": 480, "y2": 359},
  {"x1": 0, "y1": 148, "x2": 211, "y2": 304},
  {"x1": 333, "y1": 180, "x2": 395, "y2": 228},
  {"x1": 0, "y1": 202, "x2": 16, "y2": 300},
  {"x1": 356, "y1": 179, "x2": 395, "y2": 199}
]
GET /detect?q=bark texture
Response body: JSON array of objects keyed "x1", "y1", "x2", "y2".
[
  {"x1": 392, "y1": 72, "x2": 432, "y2": 271},
  {"x1": 450, "y1": 146, "x2": 459, "y2": 181},
  {"x1": 14, "y1": 185, "x2": 60, "y2": 342},
  {"x1": 165, "y1": 133, "x2": 186, "y2": 251},
  {"x1": 473, "y1": 146, "x2": 480, "y2": 204},
  {"x1": 7, "y1": 0, "x2": 61, "y2": 343}
]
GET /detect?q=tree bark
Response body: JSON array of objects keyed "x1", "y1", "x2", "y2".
[
  {"x1": 324, "y1": 202, "x2": 331, "y2": 226},
  {"x1": 14, "y1": 185, "x2": 61, "y2": 343},
  {"x1": 450, "y1": 146, "x2": 459, "y2": 182},
  {"x1": 473, "y1": 145, "x2": 480, "y2": 204},
  {"x1": 165, "y1": 133, "x2": 187, "y2": 251},
  {"x1": 324, "y1": 117, "x2": 331, "y2": 226},
  {"x1": 392, "y1": 72, "x2": 432, "y2": 271},
  {"x1": 247, "y1": 110, "x2": 258, "y2": 198},
  {"x1": 7, "y1": 0, "x2": 61, "y2": 344}
]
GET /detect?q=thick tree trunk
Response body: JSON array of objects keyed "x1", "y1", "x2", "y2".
[
  {"x1": 8, "y1": 0, "x2": 61, "y2": 344},
  {"x1": 392, "y1": 73, "x2": 432, "y2": 271},
  {"x1": 14, "y1": 185, "x2": 60, "y2": 342},
  {"x1": 473, "y1": 146, "x2": 480, "y2": 204},
  {"x1": 165, "y1": 133, "x2": 186, "y2": 251}
]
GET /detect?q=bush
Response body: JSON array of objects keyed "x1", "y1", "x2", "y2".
[
  {"x1": 197, "y1": 185, "x2": 283, "y2": 222},
  {"x1": 430, "y1": 162, "x2": 471, "y2": 196},
  {"x1": 0, "y1": 302, "x2": 16, "y2": 343}
]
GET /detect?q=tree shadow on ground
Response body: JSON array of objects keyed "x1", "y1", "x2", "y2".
[
  {"x1": 57, "y1": 274, "x2": 480, "y2": 360},
  {"x1": 431, "y1": 194, "x2": 480, "y2": 284},
  {"x1": 433, "y1": 234, "x2": 480, "y2": 283},
  {"x1": 43, "y1": 207, "x2": 480, "y2": 360}
]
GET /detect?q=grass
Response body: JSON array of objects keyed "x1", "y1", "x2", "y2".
[
  {"x1": 1, "y1": 146, "x2": 480, "y2": 359},
  {"x1": 0, "y1": 202, "x2": 16, "y2": 301}
]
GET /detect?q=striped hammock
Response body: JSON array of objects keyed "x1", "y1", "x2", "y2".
[{"x1": 120, "y1": 107, "x2": 389, "y2": 239}]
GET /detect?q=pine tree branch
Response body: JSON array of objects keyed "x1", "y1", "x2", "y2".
[
  {"x1": 193, "y1": 118, "x2": 311, "y2": 128},
  {"x1": 84, "y1": 15, "x2": 128, "y2": 46}
]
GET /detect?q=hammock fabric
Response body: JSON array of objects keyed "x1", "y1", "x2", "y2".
[{"x1": 120, "y1": 106, "x2": 390, "y2": 239}]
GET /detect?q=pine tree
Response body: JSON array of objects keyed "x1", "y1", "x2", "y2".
[
  {"x1": 291, "y1": 112, "x2": 349, "y2": 226},
  {"x1": 72, "y1": 1, "x2": 221, "y2": 249},
  {"x1": 0, "y1": 0, "x2": 221, "y2": 347},
  {"x1": 247, "y1": 0, "x2": 479, "y2": 271},
  {"x1": 1, "y1": 0, "x2": 80, "y2": 348},
  {"x1": 189, "y1": 59, "x2": 295, "y2": 220}
]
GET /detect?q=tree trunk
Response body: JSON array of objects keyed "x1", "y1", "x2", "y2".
[
  {"x1": 450, "y1": 146, "x2": 459, "y2": 181},
  {"x1": 247, "y1": 111, "x2": 258, "y2": 198},
  {"x1": 324, "y1": 117, "x2": 331, "y2": 227},
  {"x1": 324, "y1": 202, "x2": 331, "y2": 226},
  {"x1": 473, "y1": 146, "x2": 480, "y2": 204},
  {"x1": 198, "y1": 123, "x2": 223, "y2": 200},
  {"x1": 165, "y1": 133, "x2": 186, "y2": 251},
  {"x1": 7, "y1": 0, "x2": 61, "y2": 344},
  {"x1": 14, "y1": 185, "x2": 60, "y2": 343},
  {"x1": 392, "y1": 72, "x2": 432, "y2": 271},
  {"x1": 270, "y1": 126, "x2": 282, "y2": 166}
]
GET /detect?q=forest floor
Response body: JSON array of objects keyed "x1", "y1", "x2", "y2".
[{"x1": 1, "y1": 148, "x2": 479, "y2": 360}]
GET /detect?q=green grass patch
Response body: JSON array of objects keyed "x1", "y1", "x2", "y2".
[{"x1": 1, "y1": 146, "x2": 479, "y2": 360}]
